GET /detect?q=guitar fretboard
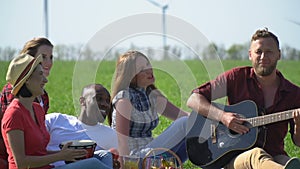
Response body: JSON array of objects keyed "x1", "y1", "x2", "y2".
[{"x1": 245, "y1": 109, "x2": 297, "y2": 127}]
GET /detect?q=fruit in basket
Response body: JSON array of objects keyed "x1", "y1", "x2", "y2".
[
  {"x1": 161, "y1": 159, "x2": 170, "y2": 167},
  {"x1": 124, "y1": 161, "x2": 139, "y2": 169},
  {"x1": 145, "y1": 148, "x2": 179, "y2": 169}
]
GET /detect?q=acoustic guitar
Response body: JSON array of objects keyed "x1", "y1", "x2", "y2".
[{"x1": 186, "y1": 100, "x2": 296, "y2": 169}]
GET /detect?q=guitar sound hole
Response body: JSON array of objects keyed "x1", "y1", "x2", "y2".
[{"x1": 229, "y1": 129, "x2": 238, "y2": 135}]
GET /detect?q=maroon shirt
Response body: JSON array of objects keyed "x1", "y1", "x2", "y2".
[{"x1": 193, "y1": 66, "x2": 300, "y2": 156}]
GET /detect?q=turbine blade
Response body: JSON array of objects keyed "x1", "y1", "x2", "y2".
[
  {"x1": 288, "y1": 19, "x2": 300, "y2": 26},
  {"x1": 147, "y1": 0, "x2": 162, "y2": 8}
]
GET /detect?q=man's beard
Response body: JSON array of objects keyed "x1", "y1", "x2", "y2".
[{"x1": 254, "y1": 62, "x2": 277, "y2": 76}]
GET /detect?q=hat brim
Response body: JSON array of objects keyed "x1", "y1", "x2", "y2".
[{"x1": 11, "y1": 54, "x2": 43, "y2": 95}]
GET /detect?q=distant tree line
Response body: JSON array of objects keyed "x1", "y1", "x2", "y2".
[{"x1": 1, "y1": 42, "x2": 300, "y2": 61}]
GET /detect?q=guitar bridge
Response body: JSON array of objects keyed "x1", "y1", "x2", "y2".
[{"x1": 211, "y1": 124, "x2": 217, "y2": 144}]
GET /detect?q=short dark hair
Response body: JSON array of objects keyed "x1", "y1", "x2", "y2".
[
  {"x1": 251, "y1": 28, "x2": 280, "y2": 49},
  {"x1": 81, "y1": 84, "x2": 110, "y2": 97},
  {"x1": 82, "y1": 83, "x2": 113, "y2": 125}
]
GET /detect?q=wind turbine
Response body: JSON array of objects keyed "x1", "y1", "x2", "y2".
[
  {"x1": 44, "y1": 0, "x2": 49, "y2": 38},
  {"x1": 147, "y1": 0, "x2": 169, "y2": 50},
  {"x1": 289, "y1": 19, "x2": 300, "y2": 26}
]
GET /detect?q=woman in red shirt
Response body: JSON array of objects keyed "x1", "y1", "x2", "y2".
[
  {"x1": 0, "y1": 37, "x2": 53, "y2": 169},
  {"x1": 2, "y1": 54, "x2": 110, "y2": 169}
]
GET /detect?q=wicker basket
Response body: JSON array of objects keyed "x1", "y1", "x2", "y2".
[{"x1": 142, "y1": 148, "x2": 183, "y2": 169}]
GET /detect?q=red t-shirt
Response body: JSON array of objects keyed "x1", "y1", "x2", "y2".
[
  {"x1": 0, "y1": 83, "x2": 50, "y2": 115},
  {"x1": 1, "y1": 99, "x2": 51, "y2": 169},
  {"x1": 193, "y1": 66, "x2": 300, "y2": 156},
  {"x1": 0, "y1": 83, "x2": 49, "y2": 162}
]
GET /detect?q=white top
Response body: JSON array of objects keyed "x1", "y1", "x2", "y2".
[{"x1": 45, "y1": 113, "x2": 118, "y2": 166}]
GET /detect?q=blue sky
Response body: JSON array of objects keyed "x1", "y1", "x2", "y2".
[{"x1": 1, "y1": 0, "x2": 299, "y2": 50}]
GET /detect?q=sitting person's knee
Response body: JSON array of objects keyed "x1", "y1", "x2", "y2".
[
  {"x1": 250, "y1": 147, "x2": 266, "y2": 154},
  {"x1": 247, "y1": 147, "x2": 272, "y2": 160}
]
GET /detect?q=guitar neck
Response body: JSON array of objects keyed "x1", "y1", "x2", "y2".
[{"x1": 246, "y1": 109, "x2": 296, "y2": 127}]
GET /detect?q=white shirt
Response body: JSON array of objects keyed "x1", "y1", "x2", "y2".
[{"x1": 45, "y1": 113, "x2": 118, "y2": 166}]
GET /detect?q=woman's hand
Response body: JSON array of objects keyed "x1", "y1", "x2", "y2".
[{"x1": 59, "y1": 142, "x2": 87, "y2": 162}]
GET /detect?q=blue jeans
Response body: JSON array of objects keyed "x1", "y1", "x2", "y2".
[
  {"x1": 93, "y1": 150, "x2": 113, "y2": 168},
  {"x1": 53, "y1": 157, "x2": 111, "y2": 169},
  {"x1": 55, "y1": 150, "x2": 113, "y2": 169},
  {"x1": 144, "y1": 116, "x2": 188, "y2": 163}
]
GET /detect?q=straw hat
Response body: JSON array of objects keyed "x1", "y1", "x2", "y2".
[{"x1": 6, "y1": 53, "x2": 43, "y2": 95}]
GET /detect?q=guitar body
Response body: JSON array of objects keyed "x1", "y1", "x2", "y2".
[{"x1": 186, "y1": 100, "x2": 259, "y2": 169}]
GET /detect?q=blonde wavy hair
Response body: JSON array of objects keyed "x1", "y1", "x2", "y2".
[{"x1": 111, "y1": 50, "x2": 157, "y2": 100}]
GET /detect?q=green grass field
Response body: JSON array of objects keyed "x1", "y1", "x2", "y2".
[{"x1": 1, "y1": 60, "x2": 300, "y2": 168}]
